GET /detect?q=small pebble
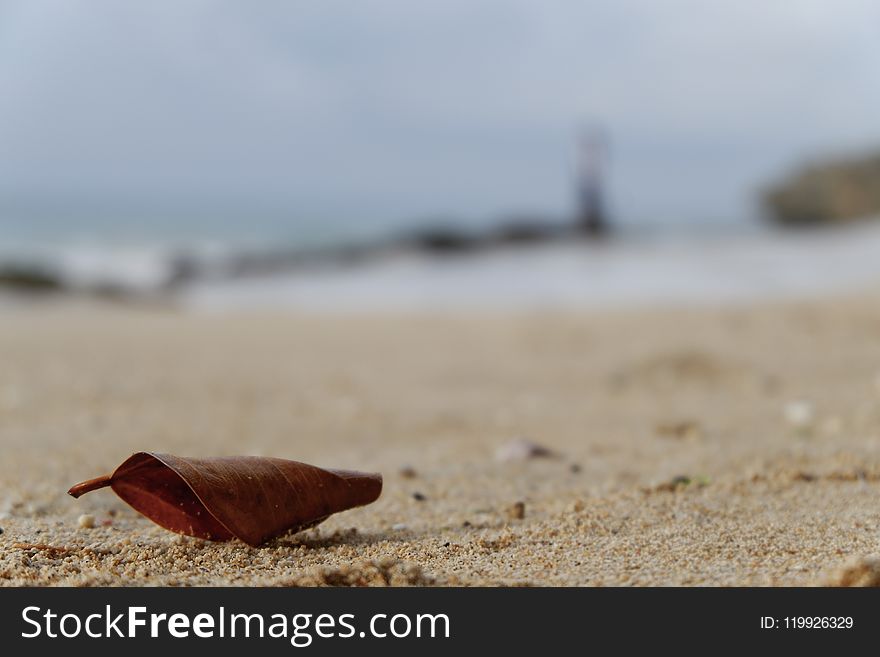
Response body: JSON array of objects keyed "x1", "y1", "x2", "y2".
[
  {"x1": 654, "y1": 420, "x2": 703, "y2": 440},
  {"x1": 822, "y1": 416, "x2": 843, "y2": 435},
  {"x1": 391, "y1": 523, "x2": 407, "y2": 531},
  {"x1": 0, "y1": 526, "x2": 4, "y2": 535},
  {"x1": 412, "y1": 492, "x2": 427, "y2": 502},
  {"x1": 77, "y1": 514, "x2": 95, "y2": 529},
  {"x1": 495, "y1": 438, "x2": 556, "y2": 462},
  {"x1": 784, "y1": 400, "x2": 815, "y2": 430},
  {"x1": 507, "y1": 501, "x2": 526, "y2": 520},
  {"x1": 569, "y1": 463, "x2": 582, "y2": 474},
  {"x1": 399, "y1": 466, "x2": 418, "y2": 479}
]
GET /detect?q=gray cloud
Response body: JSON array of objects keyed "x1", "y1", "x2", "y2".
[{"x1": 1, "y1": 0, "x2": 878, "y2": 227}]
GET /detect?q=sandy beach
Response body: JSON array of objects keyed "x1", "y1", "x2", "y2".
[{"x1": 2, "y1": 293, "x2": 880, "y2": 586}]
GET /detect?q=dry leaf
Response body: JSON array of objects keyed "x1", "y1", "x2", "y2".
[{"x1": 68, "y1": 452, "x2": 382, "y2": 546}]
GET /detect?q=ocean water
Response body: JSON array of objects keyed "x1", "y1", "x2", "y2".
[
  {"x1": 183, "y1": 221, "x2": 880, "y2": 311},
  {"x1": 0, "y1": 213, "x2": 392, "y2": 291},
  {"x1": 3, "y1": 213, "x2": 880, "y2": 310}
]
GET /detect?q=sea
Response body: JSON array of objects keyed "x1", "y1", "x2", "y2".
[{"x1": 3, "y1": 212, "x2": 880, "y2": 312}]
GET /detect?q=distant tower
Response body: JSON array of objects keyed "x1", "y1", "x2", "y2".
[{"x1": 576, "y1": 126, "x2": 609, "y2": 236}]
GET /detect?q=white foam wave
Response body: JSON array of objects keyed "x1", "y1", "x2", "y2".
[{"x1": 182, "y1": 220, "x2": 880, "y2": 311}]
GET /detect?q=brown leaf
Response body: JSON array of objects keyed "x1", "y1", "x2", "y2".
[{"x1": 68, "y1": 452, "x2": 382, "y2": 546}]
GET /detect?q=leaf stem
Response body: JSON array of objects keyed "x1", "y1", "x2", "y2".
[{"x1": 67, "y1": 475, "x2": 112, "y2": 498}]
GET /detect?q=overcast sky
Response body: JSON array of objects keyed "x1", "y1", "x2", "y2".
[{"x1": 1, "y1": 0, "x2": 879, "y2": 229}]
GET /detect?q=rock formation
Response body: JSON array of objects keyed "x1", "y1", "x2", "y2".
[{"x1": 763, "y1": 151, "x2": 880, "y2": 225}]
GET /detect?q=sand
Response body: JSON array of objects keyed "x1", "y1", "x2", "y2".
[{"x1": 2, "y1": 294, "x2": 880, "y2": 586}]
